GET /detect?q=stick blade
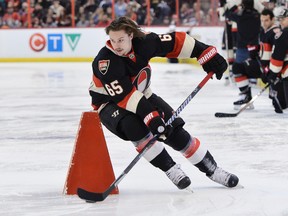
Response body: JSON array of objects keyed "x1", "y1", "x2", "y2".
[
  {"x1": 214, "y1": 112, "x2": 238, "y2": 118},
  {"x1": 77, "y1": 188, "x2": 107, "y2": 203}
]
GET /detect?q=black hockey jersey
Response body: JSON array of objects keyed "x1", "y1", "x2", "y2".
[
  {"x1": 259, "y1": 24, "x2": 281, "y2": 67},
  {"x1": 89, "y1": 32, "x2": 209, "y2": 120},
  {"x1": 226, "y1": 8, "x2": 261, "y2": 48},
  {"x1": 269, "y1": 27, "x2": 288, "y2": 78}
]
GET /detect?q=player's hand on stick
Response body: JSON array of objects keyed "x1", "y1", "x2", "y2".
[
  {"x1": 261, "y1": 70, "x2": 278, "y2": 84},
  {"x1": 144, "y1": 111, "x2": 166, "y2": 136},
  {"x1": 197, "y1": 46, "x2": 228, "y2": 80},
  {"x1": 247, "y1": 45, "x2": 259, "y2": 60}
]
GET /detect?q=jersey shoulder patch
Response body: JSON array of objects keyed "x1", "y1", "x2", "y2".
[
  {"x1": 98, "y1": 60, "x2": 110, "y2": 75},
  {"x1": 93, "y1": 47, "x2": 117, "y2": 76}
]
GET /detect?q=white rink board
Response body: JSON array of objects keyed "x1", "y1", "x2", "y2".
[
  {"x1": 0, "y1": 28, "x2": 108, "y2": 58},
  {"x1": 0, "y1": 26, "x2": 223, "y2": 61}
]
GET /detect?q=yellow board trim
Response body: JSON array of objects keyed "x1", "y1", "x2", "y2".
[{"x1": 0, "y1": 57, "x2": 198, "y2": 64}]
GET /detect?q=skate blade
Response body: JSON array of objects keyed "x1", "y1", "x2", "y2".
[
  {"x1": 185, "y1": 187, "x2": 194, "y2": 193},
  {"x1": 234, "y1": 103, "x2": 254, "y2": 110}
]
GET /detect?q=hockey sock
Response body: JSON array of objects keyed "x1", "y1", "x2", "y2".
[
  {"x1": 133, "y1": 132, "x2": 174, "y2": 172},
  {"x1": 194, "y1": 151, "x2": 217, "y2": 176},
  {"x1": 233, "y1": 62, "x2": 249, "y2": 90},
  {"x1": 181, "y1": 137, "x2": 217, "y2": 176}
]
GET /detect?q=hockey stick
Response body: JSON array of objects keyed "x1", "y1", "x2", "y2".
[
  {"x1": 223, "y1": 21, "x2": 234, "y2": 85},
  {"x1": 215, "y1": 82, "x2": 271, "y2": 117},
  {"x1": 77, "y1": 72, "x2": 214, "y2": 202}
]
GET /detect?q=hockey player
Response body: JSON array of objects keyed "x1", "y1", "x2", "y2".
[
  {"x1": 262, "y1": 8, "x2": 288, "y2": 110},
  {"x1": 230, "y1": 8, "x2": 284, "y2": 113},
  {"x1": 89, "y1": 17, "x2": 239, "y2": 190},
  {"x1": 260, "y1": 8, "x2": 286, "y2": 113},
  {"x1": 219, "y1": 0, "x2": 265, "y2": 87},
  {"x1": 225, "y1": 0, "x2": 261, "y2": 109}
]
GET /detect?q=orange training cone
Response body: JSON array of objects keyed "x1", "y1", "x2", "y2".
[{"x1": 64, "y1": 111, "x2": 119, "y2": 195}]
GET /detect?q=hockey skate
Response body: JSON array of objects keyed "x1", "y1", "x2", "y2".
[
  {"x1": 233, "y1": 87, "x2": 254, "y2": 110},
  {"x1": 207, "y1": 167, "x2": 239, "y2": 188},
  {"x1": 165, "y1": 164, "x2": 191, "y2": 189}
]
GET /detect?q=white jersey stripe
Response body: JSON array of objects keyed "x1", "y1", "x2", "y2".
[
  {"x1": 89, "y1": 81, "x2": 108, "y2": 95},
  {"x1": 126, "y1": 90, "x2": 143, "y2": 113},
  {"x1": 178, "y1": 35, "x2": 195, "y2": 58}
]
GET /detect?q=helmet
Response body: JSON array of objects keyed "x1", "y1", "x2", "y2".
[{"x1": 277, "y1": 8, "x2": 288, "y2": 18}]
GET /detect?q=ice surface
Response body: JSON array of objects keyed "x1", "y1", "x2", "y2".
[{"x1": 0, "y1": 63, "x2": 287, "y2": 216}]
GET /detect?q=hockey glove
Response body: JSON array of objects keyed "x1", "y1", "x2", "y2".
[
  {"x1": 247, "y1": 45, "x2": 259, "y2": 59},
  {"x1": 197, "y1": 46, "x2": 228, "y2": 80},
  {"x1": 261, "y1": 70, "x2": 278, "y2": 84},
  {"x1": 144, "y1": 111, "x2": 166, "y2": 136}
]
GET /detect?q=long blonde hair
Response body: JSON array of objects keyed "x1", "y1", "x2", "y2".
[{"x1": 105, "y1": 16, "x2": 146, "y2": 38}]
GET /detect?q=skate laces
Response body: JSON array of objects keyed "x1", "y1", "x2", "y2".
[{"x1": 165, "y1": 164, "x2": 187, "y2": 185}]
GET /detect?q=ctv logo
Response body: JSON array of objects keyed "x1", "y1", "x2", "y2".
[{"x1": 29, "y1": 33, "x2": 81, "y2": 52}]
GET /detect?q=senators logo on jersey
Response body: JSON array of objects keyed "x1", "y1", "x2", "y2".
[
  {"x1": 132, "y1": 66, "x2": 151, "y2": 92},
  {"x1": 98, "y1": 60, "x2": 110, "y2": 75}
]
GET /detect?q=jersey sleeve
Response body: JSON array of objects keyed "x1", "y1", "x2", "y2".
[
  {"x1": 89, "y1": 75, "x2": 110, "y2": 111},
  {"x1": 144, "y1": 32, "x2": 209, "y2": 59},
  {"x1": 270, "y1": 31, "x2": 287, "y2": 74}
]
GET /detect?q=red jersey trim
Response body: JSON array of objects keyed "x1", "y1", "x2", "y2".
[
  {"x1": 166, "y1": 32, "x2": 186, "y2": 58},
  {"x1": 93, "y1": 75, "x2": 104, "y2": 87}
]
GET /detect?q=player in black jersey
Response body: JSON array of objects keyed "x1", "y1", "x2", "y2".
[
  {"x1": 225, "y1": 0, "x2": 261, "y2": 109},
  {"x1": 260, "y1": 8, "x2": 286, "y2": 113},
  {"x1": 262, "y1": 8, "x2": 288, "y2": 111},
  {"x1": 231, "y1": 8, "x2": 286, "y2": 113},
  {"x1": 89, "y1": 17, "x2": 239, "y2": 190}
]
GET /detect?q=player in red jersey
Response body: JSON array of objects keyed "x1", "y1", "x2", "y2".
[{"x1": 89, "y1": 17, "x2": 239, "y2": 189}]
